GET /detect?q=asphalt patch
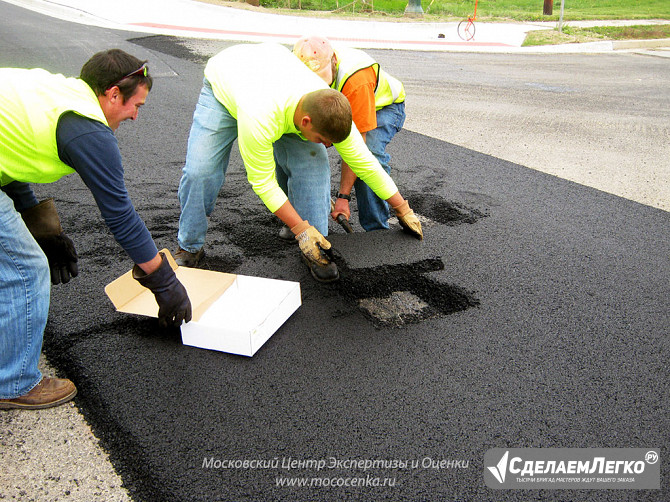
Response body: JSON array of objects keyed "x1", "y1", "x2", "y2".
[
  {"x1": 402, "y1": 193, "x2": 488, "y2": 226},
  {"x1": 336, "y1": 258, "x2": 479, "y2": 328},
  {"x1": 327, "y1": 229, "x2": 435, "y2": 270},
  {"x1": 328, "y1": 231, "x2": 479, "y2": 327},
  {"x1": 358, "y1": 291, "x2": 429, "y2": 322}
]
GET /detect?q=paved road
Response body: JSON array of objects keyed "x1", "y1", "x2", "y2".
[
  {"x1": 0, "y1": 2, "x2": 668, "y2": 501},
  {"x1": 380, "y1": 49, "x2": 670, "y2": 211}
]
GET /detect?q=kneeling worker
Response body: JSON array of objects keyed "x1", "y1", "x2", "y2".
[
  {"x1": 175, "y1": 42, "x2": 422, "y2": 283},
  {"x1": 0, "y1": 50, "x2": 192, "y2": 410}
]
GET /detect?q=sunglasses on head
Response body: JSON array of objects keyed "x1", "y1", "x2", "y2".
[{"x1": 109, "y1": 63, "x2": 148, "y2": 88}]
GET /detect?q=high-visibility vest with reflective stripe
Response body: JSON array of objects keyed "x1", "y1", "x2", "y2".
[
  {"x1": 333, "y1": 47, "x2": 405, "y2": 110},
  {"x1": 0, "y1": 68, "x2": 109, "y2": 186}
]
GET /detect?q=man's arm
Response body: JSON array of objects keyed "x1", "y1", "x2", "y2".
[
  {"x1": 273, "y1": 199, "x2": 304, "y2": 229},
  {"x1": 334, "y1": 126, "x2": 397, "y2": 201},
  {"x1": 333, "y1": 132, "x2": 365, "y2": 220},
  {"x1": 237, "y1": 114, "x2": 290, "y2": 214},
  {"x1": 56, "y1": 112, "x2": 159, "y2": 269},
  {"x1": 57, "y1": 112, "x2": 190, "y2": 325},
  {"x1": 334, "y1": 67, "x2": 377, "y2": 220},
  {"x1": 136, "y1": 254, "x2": 163, "y2": 274},
  {"x1": 334, "y1": 124, "x2": 422, "y2": 239},
  {"x1": 1, "y1": 181, "x2": 39, "y2": 212}
]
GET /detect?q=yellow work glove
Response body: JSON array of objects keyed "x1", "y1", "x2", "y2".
[
  {"x1": 393, "y1": 200, "x2": 423, "y2": 240},
  {"x1": 291, "y1": 221, "x2": 332, "y2": 266}
]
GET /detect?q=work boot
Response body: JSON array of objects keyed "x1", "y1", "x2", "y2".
[
  {"x1": 0, "y1": 378, "x2": 77, "y2": 410},
  {"x1": 301, "y1": 253, "x2": 339, "y2": 283},
  {"x1": 278, "y1": 225, "x2": 296, "y2": 242},
  {"x1": 174, "y1": 247, "x2": 205, "y2": 268}
]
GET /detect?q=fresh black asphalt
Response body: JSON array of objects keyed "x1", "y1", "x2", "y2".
[{"x1": 3, "y1": 3, "x2": 668, "y2": 501}]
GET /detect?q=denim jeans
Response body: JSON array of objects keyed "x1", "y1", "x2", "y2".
[
  {"x1": 354, "y1": 101, "x2": 406, "y2": 231},
  {"x1": 0, "y1": 190, "x2": 50, "y2": 398},
  {"x1": 178, "y1": 79, "x2": 331, "y2": 252},
  {"x1": 274, "y1": 134, "x2": 330, "y2": 234}
]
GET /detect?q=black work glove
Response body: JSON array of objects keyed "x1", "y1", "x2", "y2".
[
  {"x1": 21, "y1": 198, "x2": 79, "y2": 285},
  {"x1": 133, "y1": 252, "x2": 192, "y2": 328}
]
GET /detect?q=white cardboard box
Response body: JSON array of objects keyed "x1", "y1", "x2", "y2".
[{"x1": 105, "y1": 250, "x2": 301, "y2": 357}]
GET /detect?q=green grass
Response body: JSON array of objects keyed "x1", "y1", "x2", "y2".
[
  {"x1": 586, "y1": 23, "x2": 670, "y2": 38},
  {"x1": 523, "y1": 24, "x2": 670, "y2": 46},
  {"x1": 258, "y1": 0, "x2": 670, "y2": 21}
]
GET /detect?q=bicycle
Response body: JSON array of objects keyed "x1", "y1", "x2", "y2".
[{"x1": 457, "y1": 0, "x2": 478, "y2": 41}]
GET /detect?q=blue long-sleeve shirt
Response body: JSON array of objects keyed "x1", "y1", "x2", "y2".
[{"x1": 2, "y1": 112, "x2": 157, "y2": 264}]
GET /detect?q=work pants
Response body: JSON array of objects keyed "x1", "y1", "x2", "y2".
[
  {"x1": 0, "y1": 190, "x2": 50, "y2": 398},
  {"x1": 354, "y1": 101, "x2": 406, "y2": 231}
]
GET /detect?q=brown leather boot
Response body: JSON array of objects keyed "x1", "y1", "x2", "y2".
[
  {"x1": 174, "y1": 247, "x2": 205, "y2": 268},
  {"x1": 0, "y1": 378, "x2": 77, "y2": 410}
]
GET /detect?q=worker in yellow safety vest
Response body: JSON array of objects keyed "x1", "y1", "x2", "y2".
[
  {"x1": 294, "y1": 35, "x2": 408, "y2": 232},
  {"x1": 0, "y1": 50, "x2": 192, "y2": 411},
  {"x1": 174, "y1": 42, "x2": 422, "y2": 284}
]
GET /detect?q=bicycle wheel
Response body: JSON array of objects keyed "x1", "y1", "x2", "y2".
[{"x1": 457, "y1": 19, "x2": 476, "y2": 41}]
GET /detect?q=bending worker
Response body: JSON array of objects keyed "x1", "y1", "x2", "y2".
[
  {"x1": 175, "y1": 42, "x2": 422, "y2": 283},
  {"x1": 294, "y1": 35, "x2": 406, "y2": 232},
  {"x1": 0, "y1": 50, "x2": 192, "y2": 411}
]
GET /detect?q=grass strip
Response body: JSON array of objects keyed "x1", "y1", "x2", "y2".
[
  {"x1": 523, "y1": 24, "x2": 670, "y2": 46},
  {"x1": 252, "y1": 0, "x2": 670, "y2": 21}
]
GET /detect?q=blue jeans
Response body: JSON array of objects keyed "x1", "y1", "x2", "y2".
[
  {"x1": 0, "y1": 190, "x2": 50, "y2": 398},
  {"x1": 178, "y1": 79, "x2": 331, "y2": 252},
  {"x1": 354, "y1": 101, "x2": 406, "y2": 231},
  {"x1": 274, "y1": 134, "x2": 330, "y2": 235}
]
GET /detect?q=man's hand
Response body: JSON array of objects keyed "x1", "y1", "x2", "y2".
[
  {"x1": 21, "y1": 198, "x2": 79, "y2": 284},
  {"x1": 133, "y1": 253, "x2": 192, "y2": 328},
  {"x1": 37, "y1": 232, "x2": 79, "y2": 284},
  {"x1": 393, "y1": 200, "x2": 423, "y2": 240},
  {"x1": 331, "y1": 197, "x2": 351, "y2": 221},
  {"x1": 291, "y1": 221, "x2": 332, "y2": 266}
]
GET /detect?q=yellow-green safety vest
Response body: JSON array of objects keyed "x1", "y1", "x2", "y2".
[
  {"x1": 332, "y1": 47, "x2": 405, "y2": 110},
  {"x1": 0, "y1": 68, "x2": 109, "y2": 186}
]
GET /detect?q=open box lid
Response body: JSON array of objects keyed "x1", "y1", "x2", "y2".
[{"x1": 104, "y1": 249, "x2": 236, "y2": 322}]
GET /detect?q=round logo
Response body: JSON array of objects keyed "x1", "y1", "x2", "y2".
[{"x1": 645, "y1": 451, "x2": 659, "y2": 464}]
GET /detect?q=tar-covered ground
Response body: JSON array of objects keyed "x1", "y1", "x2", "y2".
[{"x1": 21, "y1": 31, "x2": 669, "y2": 502}]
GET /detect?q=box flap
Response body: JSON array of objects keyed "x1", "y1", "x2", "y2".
[{"x1": 104, "y1": 249, "x2": 236, "y2": 322}]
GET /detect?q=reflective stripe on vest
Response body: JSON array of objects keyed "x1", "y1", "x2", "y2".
[
  {"x1": 0, "y1": 68, "x2": 108, "y2": 186},
  {"x1": 333, "y1": 47, "x2": 405, "y2": 110}
]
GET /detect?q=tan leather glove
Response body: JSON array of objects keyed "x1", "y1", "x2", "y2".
[
  {"x1": 291, "y1": 220, "x2": 332, "y2": 266},
  {"x1": 392, "y1": 200, "x2": 423, "y2": 240}
]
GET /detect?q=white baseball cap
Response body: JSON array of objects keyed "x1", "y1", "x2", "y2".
[{"x1": 293, "y1": 35, "x2": 335, "y2": 85}]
